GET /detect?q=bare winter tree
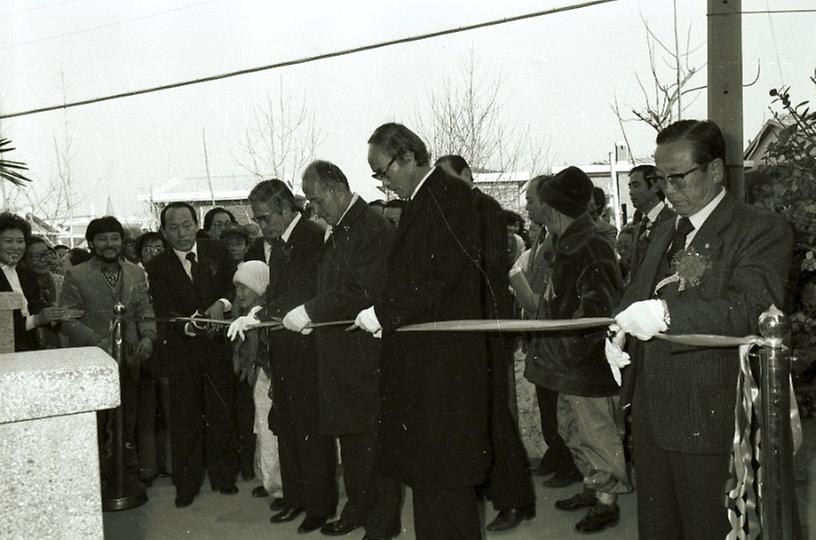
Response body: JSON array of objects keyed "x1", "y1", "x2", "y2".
[
  {"x1": 420, "y1": 49, "x2": 551, "y2": 176},
  {"x1": 237, "y1": 83, "x2": 323, "y2": 190},
  {"x1": 418, "y1": 49, "x2": 551, "y2": 211},
  {"x1": 22, "y1": 71, "x2": 86, "y2": 242},
  {"x1": 610, "y1": 5, "x2": 704, "y2": 160}
]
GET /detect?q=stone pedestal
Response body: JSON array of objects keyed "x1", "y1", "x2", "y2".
[
  {"x1": 0, "y1": 347, "x2": 119, "y2": 540},
  {"x1": 0, "y1": 292, "x2": 23, "y2": 353}
]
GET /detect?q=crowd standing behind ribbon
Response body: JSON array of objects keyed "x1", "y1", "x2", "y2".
[{"x1": 0, "y1": 118, "x2": 794, "y2": 540}]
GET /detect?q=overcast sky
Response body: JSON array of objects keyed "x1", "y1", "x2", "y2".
[{"x1": 2, "y1": 0, "x2": 815, "y2": 220}]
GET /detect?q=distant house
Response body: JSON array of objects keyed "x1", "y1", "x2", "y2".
[
  {"x1": 140, "y1": 174, "x2": 386, "y2": 226},
  {"x1": 472, "y1": 170, "x2": 531, "y2": 214}
]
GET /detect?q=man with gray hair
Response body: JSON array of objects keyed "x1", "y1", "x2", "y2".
[
  {"x1": 278, "y1": 160, "x2": 400, "y2": 539},
  {"x1": 228, "y1": 179, "x2": 336, "y2": 533}
]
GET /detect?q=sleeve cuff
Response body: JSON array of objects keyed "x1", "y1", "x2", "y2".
[
  {"x1": 25, "y1": 314, "x2": 37, "y2": 331},
  {"x1": 219, "y1": 298, "x2": 232, "y2": 312}
]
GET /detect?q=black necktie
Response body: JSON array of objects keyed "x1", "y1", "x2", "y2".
[
  {"x1": 186, "y1": 252, "x2": 198, "y2": 283},
  {"x1": 665, "y1": 217, "x2": 695, "y2": 264}
]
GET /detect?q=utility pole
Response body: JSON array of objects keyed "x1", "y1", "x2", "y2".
[
  {"x1": 202, "y1": 129, "x2": 215, "y2": 207},
  {"x1": 707, "y1": 0, "x2": 744, "y2": 199}
]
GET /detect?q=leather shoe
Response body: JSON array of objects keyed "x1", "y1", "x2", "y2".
[
  {"x1": 575, "y1": 503, "x2": 619, "y2": 533},
  {"x1": 269, "y1": 497, "x2": 286, "y2": 511},
  {"x1": 218, "y1": 484, "x2": 239, "y2": 495},
  {"x1": 298, "y1": 515, "x2": 329, "y2": 534},
  {"x1": 543, "y1": 470, "x2": 583, "y2": 488},
  {"x1": 252, "y1": 486, "x2": 269, "y2": 498},
  {"x1": 320, "y1": 519, "x2": 360, "y2": 536},
  {"x1": 485, "y1": 503, "x2": 535, "y2": 531},
  {"x1": 174, "y1": 494, "x2": 195, "y2": 508},
  {"x1": 555, "y1": 491, "x2": 597, "y2": 511},
  {"x1": 270, "y1": 506, "x2": 304, "y2": 523}
]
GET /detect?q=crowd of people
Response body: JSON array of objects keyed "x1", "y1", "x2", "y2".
[{"x1": 0, "y1": 118, "x2": 793, "y2": 539}]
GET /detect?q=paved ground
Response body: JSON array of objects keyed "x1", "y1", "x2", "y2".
[{"x1": 104, "y1": 419, "x2": 816, "y2": 539}]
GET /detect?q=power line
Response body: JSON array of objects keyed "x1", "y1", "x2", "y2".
[
  {"x1": 0, "y1": 0, "x2": 218, "y2": 51},
  {"x1": 0, "y1": 0, "x2": 617, "y2": 121},
  {"x1": 0, "y1": 0, "x2": 81, "y2": 19}
]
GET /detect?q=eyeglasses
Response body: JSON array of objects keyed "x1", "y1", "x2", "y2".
[
  {"x1": 28, "y1": 251, "x2": 55, "y2": 262},
  {"x1": 371, "y1": 155, "x2": 398, "y2": 180},
  {"x1": 251, "y1": 212, "x2": 274, "y2": 225},
  {"x1": 651, "y1": 162, "x2": 711, "y2": 189}
]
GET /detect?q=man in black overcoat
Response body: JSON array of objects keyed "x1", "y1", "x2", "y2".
[
  {"x1": 436, "y1": 154, "x2": 536, "y2": 532},
  {"x1": 145, "y1": 202, "x2": 238, "y2": 508},
  {"x1": 279, "y1": 160, "x2": 401, "y2": 539},
  {"x1": 354, "y1": 123, "x2": 490, "y2": 540},
  {"x1": 229, "y1": 179, "x2": 337, "y2": 534}
]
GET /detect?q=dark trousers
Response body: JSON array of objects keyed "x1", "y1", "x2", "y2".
[
  {"x1": 137, "y1": 374, "x2": 172, "y2": 478},
  {"x1": 273, "y1": 355, "x2": 337, "y2": 518},
  {"x1": 632, "y1": 380, "x2": 730, "y2": 539},
  {"x1": 337, "y1": 432, "x2": 402, "y2": 537},
  {"x1": 234, "y1": 376, "x2": 256, "y2": 479},
  {"x1": 485, "y1": 340, "x2": 535, "y2": 510},
  {"x1": 412, "y1": 487, "x2": 480, "y2": 540},
  {"x1": 169, "y1": 341, "x2": 238, "y2": 498},
  {"x1": 535, "y1": 384, "x2": 579, "y2": 476}
]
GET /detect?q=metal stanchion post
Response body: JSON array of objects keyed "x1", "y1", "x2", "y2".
[
  {"x1": 102, "y1": 302, "x2": 148, "y2": 511},
  {"x1": 757, "y1": 306, "x2": 796, "y2": 539}
]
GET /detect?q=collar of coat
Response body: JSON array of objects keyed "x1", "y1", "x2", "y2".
[{"x1": 552, "y1": 213, "x2": 601, "y2": 256}]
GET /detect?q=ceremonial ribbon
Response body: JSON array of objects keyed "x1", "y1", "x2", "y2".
[
  {"x1": 140, "y1": 311, "x2": 803, "y2": 538},
  {"x1": 394, "y1": 317, "x2": 802, "y2": 539}
]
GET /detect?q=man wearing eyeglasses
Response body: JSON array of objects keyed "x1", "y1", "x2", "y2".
[
  {"x1": 353, "y1": 123, "x2": 489, "y2": 539},
  {"x1": 609, "y1": 120, "x2": 793, "y2": 538},
  {"x1": 229, "y1": 179, "x2": 337, "y2": 534}
]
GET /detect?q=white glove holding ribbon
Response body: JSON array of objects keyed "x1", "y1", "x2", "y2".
[
  {"x1": 615, "y1": 299, "x2": 668, "y2": 341},
  {"x1": 227, "y1": 305, "x2": 262, "y2": 341},
  {"x1": 604, "y1": 325, "x2": 631, "y2": 386},
  {"x1": 282, "y1": 305, "x2": 313, "y2": 335},
  {"x1": 354, "y1": 306, "x2": 382, "y2": 339}
]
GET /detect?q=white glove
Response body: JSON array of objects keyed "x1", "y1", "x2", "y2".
[
  {"x1": 615, "y1": 299, "x2": 668, "y2": 341},
  {"x1": 227, "y1": 305, "x2": 262, "y2": 341},
  {"x1": 354, "y1": 306, "x2": 382, "y2": 339},
  {"x1": 509, "y1": 249, "x2": 530, "y2": 278},
  {"x1": 604, "y1": 325, "x2": 631, "y2": 386},
  {"x1": 282, "y1": 305, "x2": 313, "y2": 335}
]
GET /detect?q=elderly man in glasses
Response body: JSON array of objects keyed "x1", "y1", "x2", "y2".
[
  {"x1": 353, "y1": 123, "x2": 490, "y2": 540},
  {"x1": 609, "y1": 119, "x2": 793, "y2": 539}
]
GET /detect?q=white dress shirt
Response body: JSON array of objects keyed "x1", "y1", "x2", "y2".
[{"x1": 682, "y1": 188, "x2": 727, "y2": 247}]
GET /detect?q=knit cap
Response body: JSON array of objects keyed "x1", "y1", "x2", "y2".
[
  {"x1": 233, "y1": 260, "x2": 269, "y2": 296},
  {"x1": 537, "y1": 166, "x2": 594, "y2": 218}
]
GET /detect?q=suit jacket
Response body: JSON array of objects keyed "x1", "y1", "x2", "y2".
[
  {"x1": 245, "y1": 237, "x2": 266, "y2": 264},
  {"x1": 628, "y1": 203, "x2": 676, "y2": 278},
  {"x1": 618, "y1": 192, "x2": 793, "y2": 454},
  {"x1": 374, "y1": 167, "x2": 490, "y2": 490},
  {"x1": 144, "y1": 239, "x2": 235, "y2": 366},
  {"x1": 0, "y1": 265, "x2": 43, "y2": 351},
  {"x1": 304, "y1": 198, "x2": 393, "y2": 434},
  {"x1": 60, "y1": 258, "x2": 157, "y2": 348}
]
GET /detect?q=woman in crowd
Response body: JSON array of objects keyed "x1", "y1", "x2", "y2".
[
  {"x1": 23, "y1": 236, "x2": 66, "y2": 348},
  {"x1": 0, "y1": 213, "x2": 68, "y2": 351}
]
